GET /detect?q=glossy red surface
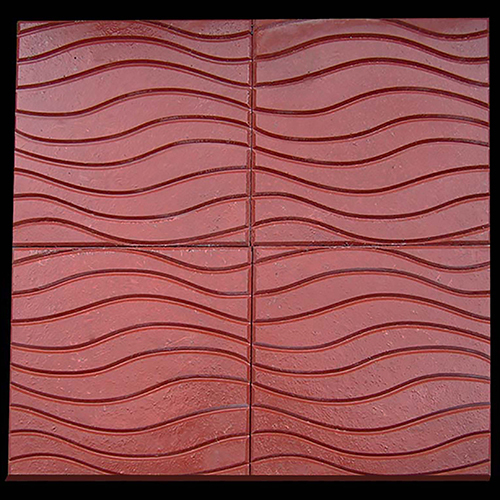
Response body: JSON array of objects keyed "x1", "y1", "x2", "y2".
[{"x1": 10, "y1": 19, "x2": 490, "y2": 478}]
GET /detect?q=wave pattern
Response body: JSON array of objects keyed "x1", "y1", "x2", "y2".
[
  {"x1": 14, "y1": 20, "x2": 252, "y2": 246},
  {"x1": 9, "y1": 247, "x2": 251, "y2": 475},
  {"x1": 11, "y1": 18, "x2": 491, "y2": 479},
  {"x1": 252, "y1": 18, "x2": 489, "y2": 244},
  {"x1": 251, "y1": 246, "x2": 490, "y2": 475}
]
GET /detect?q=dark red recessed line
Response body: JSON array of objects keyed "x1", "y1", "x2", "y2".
[
  {"x1": 255, "y1": 321, "x2": 490, "y2": 351},
  {"x1": 254, "y1": 293, "x2": 490, "y2": 324},
  {"x1": 12, "y1": 346, "x2": 249, "y2": 376},
  {"x1": 253, "y1": 217, "x2": 489, "y2": 245},
  {"x1": 9, "y1": 452, "x2": 250, "y2": 476},
  {"x1": 254, "y1": 373, "x2": 490, "y2": 404},
  {"x1": 251, "y1": 455, "x2": 490, "y2": 476},
  {"x1": 11, "y1": 375, "x2": 247, "y2": 404},
  {"x1": 9, "y1": 453, "x2": 115, "y2": 475},
  {"x1": 11, "y1": 322, "x2": 247, "y2": 352},
  {"x1": 381, "y1": 18, "x2": 489, "y2": 40},
  {"x1": 255, "y1": 138, "x2": 489, "y2": 167},
  {"x1": 252, "y1": 18, "x2": 489, "y2": 41},
  {"x1": 254, "y1": 345, "x2": 490, "y2": 377},
  {"x1": 13, "y1": 348, "x2": 248, "y2": 376},
  {"x1": 15, "y1": 139, "x2": 248, "y2": 167},
  {"x1": 17, "y1": 19, "x2": 252, "y2": 41},
  {"x1": 18, "y1": 35, "x2": 251, "y2": 63},
  {"x1": 16, "y1": 88, "x2": 249, "y2": 117},
  {"x1": 254, "y1": 402, "x2": 490, "y2": 434},
  {"x1": 254, "y1": 114, "x2": 489, "y2": 143},
  {"x1": 14, "y1": 166, "x2": 247, "y2": 196},
  {"x1": 11, "y1": 403, "x2": 249, "y2": 434},
  {"x1": 12, "y1": 327, "x2": 246, "y2": 354},
  {"x1": 10, "y1": 429, "x2": 249, "y2": 460},
  {"x1": 11, "y1": 293, "x2": 248, "y2": 324},
  {"x1": 254, "y1": 245, "x2": 491, "y2": 272},
  {"x1": 255, "y1": 267, "x2": 489, "y2": 297},
  {"x1": 142, "y1": 20, "x2": 252, "y2": 40},
  {"x1": 12, "y1": 267, "x2": 248, "y2": 298},
  {"x1": 13, "y1": 217, "x2": 248, "y2": 245},
  {"x1": 255, "y1": 57, "x2": 489, "y2": 88},
  {"x1": 255, "y1": 86, "x2": 488, "y2": 115},
  {"x1": 256, "y1": 33, "x2": 489, "y2": 63},
  {"x1": 252, "y1": 429, "x2": 490, "y2": 459},
  {"x1": 254, "y1": 193, "x2": 489, "y2": 221},
  {"x1": 254, "y1": 165, "x2": 489, "y2": 196},
  {"x1": 12, "y1": 246, "x2": 251, "y2": 273},
  {"x1": 14, "y1": 193, "x2": 248, "y2": 221},
  {"x1": 16, "y1": 59, "x2": 249, "y2": 90},
  {"x1": 15, "y1": 115, "x2": 248, "y2": 144}
]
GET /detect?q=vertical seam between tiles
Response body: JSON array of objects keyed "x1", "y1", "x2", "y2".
[{"x1": 248, "y1": 19, "x2": 256, "y2": 475}]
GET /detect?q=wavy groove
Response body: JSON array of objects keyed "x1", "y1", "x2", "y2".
[
  {"x1": 14, "y1": 193, "x2": 247, "y2": 221},
  {"x1": 254, "y1": 345, "x2": 489, "y2": 377},
  {"x1": 14, "y1": 166, "x2": 246, "y2": 196},
  {"x1": 15, "y1": 138, "x2": 248, "y2": 168},
  {"x1": 255, "y1": 138, "x2": 488, "y2": 167},
  {"x1": 11, "y1": 375, "x2": 247, "y2": 405},
  {"x1": 17, "y1": 59, "x2": 249, "y2": 90},
  {"x1": 255, "y1": 246, "x2": 490, "y2": 273},
  {"x1": 254, "y1": 373, "x2": 489, "y2": 404},
  {"x1": 12, "y1": 246, "x2": 250, "y2": 273},
  {"x1": 254, "y1": 402, "x2": 490, "y2": 434},
  {"x1": 253, "y1": 429, "x2": 489, "y2": 459},
  {"x1": 255, "y1": 86, "x2": 488, "y2": 115},
  {"x1": 13, "y1": 217, "x2": 248, "y2": 245},
  {"x1": 13, "y1": 267, "x2": 247, "y2": 297},
  {"x1": 11, "y1": 429, "x2": 248, "y2": 459},
  {"x1": 12, "y1": 293, "x2": 248, "y2": 324},
  {"x1": 252, "y1": 454, "x2": 490, "y2": 476},
  {"x1": 256, "y1": 267, "x2": 489, "y2": 297},
  {"x1": 142, "y1": 20, "x2": 251, "y2": 40},
  {"x1": 18, "y1": 35, "x2": 251, "y2": 63},
  {"x1": 257, "y1": 33, "x2": 488, "y2": 63},
  {"x1": 255, "y1": 192, "x2": 489, "y2": 220},
  {"x1": 381, "y1": 19, "x2": 489, "y2": 40},
  {"x1": 16, "y1": 87, "x2": 249, "y2": 117},
  {"x1": 9, "y1": 453, "x2": 115, "y2": 475},
  {"x1": 255, "y1": 57, "x2": 489, "y2": 88},
  {"x1": 10, "y1": 404, "x2": 248, "y2": 434},
  {"x1": 16, "y1": 115, "x2": 248, "y2": 144},
  {"x1": 12, "y1": 347, "x2": 248, "y2": 377},
  {"x1": 255, "y1": 114, "x2": 488, "y2": 142},
  {"x1": 254, "y1": 217, "x2": 490, "y2": 244},
  {"x1": 255, "y1": 165, "x2": 489, "y2": 196},
  {"x1": 255, "y1": 321, "x2": 490, "y2": 352},
  {"x1": 255, "y1": 292, "x2": 489, "y2": 324},
  {"x1": 12, "y1": 321, "x2": 248, "y2": 352}
]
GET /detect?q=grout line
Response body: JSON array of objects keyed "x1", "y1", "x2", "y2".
[{"x1": 248, "y1": 19, "x2": 256, "y2": 476}]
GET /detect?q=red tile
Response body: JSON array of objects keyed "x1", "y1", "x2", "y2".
[
  {"x1": 9, "y1": 247, "x2": 251, "y2": 476},
  {"x1": 10, "y1": 19, "x2": 491, "y2": 479},
  {"x1": 251, "y1": 246, "x2": 490, "y2": 476},
  {"x1": 252, "y1": 18, "x2": 489, "y2": 244},
  {"x1": 14, "y1": 20, "x2": 251, "y2": 246}
]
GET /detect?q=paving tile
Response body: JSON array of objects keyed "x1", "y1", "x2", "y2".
[
  {"x1": 9, "y1": 247, "x2": 251, "y2": 476},
  {"x1": 251, "y1": 246, "x2": 490, "y2": 476},
  {"x1": 10, "y1": 18, "x2": 491, "y2": 479},
  {"x1": 252, "y1": 18, "x2": 489, "y2": 245},
  {"x1": 14, "y1": 20, "x2": 251, "y2": 246}
]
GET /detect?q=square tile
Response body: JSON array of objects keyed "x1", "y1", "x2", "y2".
[
  {"x1": 9, "y1": 247, "x2": 251, "y2": 476},
  {"x1": 14, "y1": 20, "x2": 252, "y2": 246},
  {"x1": 251, "y1": 246, "x2": 490, "y2": 475},
  {"x1": 252, "y1": 18, "x2": 489, "y2": 245}
]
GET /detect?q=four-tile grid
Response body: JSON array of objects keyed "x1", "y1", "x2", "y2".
[{"x1": 10, "y1": 19, "x2": 489, "y2": 477}]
